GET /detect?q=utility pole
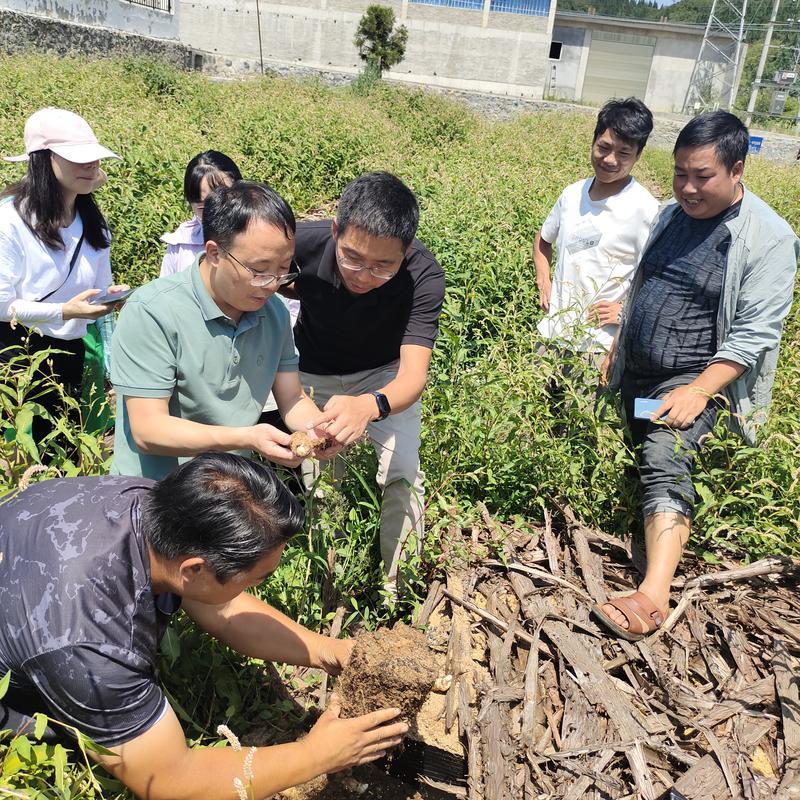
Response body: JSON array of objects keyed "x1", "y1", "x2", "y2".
[
  {"x1": 745, "y1": 0, "x2": 782, "y2": 126},
  {"x1": 683, "y1": 0, "x2": 749, "y2": 114},
  {"x1": 255, "y1": 0, "x2": 265, "y2": 76}
]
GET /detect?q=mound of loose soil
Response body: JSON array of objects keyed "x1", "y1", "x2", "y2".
[
  {"x1": 336, "y1": 623, "x2": 438, "y2": 724},
  {"x1": 277, "y1": 765, "x2": 451, "y2": 800}
]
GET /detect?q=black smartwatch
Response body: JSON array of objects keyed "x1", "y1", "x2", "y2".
[{"x1": 371, "y1": 391, "x2": 391, "y2": 421}]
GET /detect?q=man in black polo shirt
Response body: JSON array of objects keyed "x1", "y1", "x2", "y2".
[
  {"x1": 0, "y1": 453, "x2": 407, "y2": 798},
  {"x1": 289, "y1": 172, "x2": 444, "y2": 591}
]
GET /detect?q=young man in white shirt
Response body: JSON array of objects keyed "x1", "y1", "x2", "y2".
[{"x1": 533, "y1": 97, "x2": 659, "y2": 361}]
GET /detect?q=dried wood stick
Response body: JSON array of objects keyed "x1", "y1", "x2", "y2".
[
  {"x1": 414, "y1": 579, "x2": 444, "y2": 629},
  {"x1": 542, "y1": 507, "x2": 562, "y2": 576},
  {"x1": 442, "y1": 587, "x2": 539, "y2": 648},
  {"x1": 683, "y1": 556, "x2": 797, "y2": 590},
  {"x1": 317, "y1": 605, "x2": 346, "y2": 709},
  {"x1": 477, "y1": 501, "x2": 504, "y2": 542},
  {"x1": 520, "y1": 617, "x2": 546, "y2": 741},
  {"x1": 482, "y1": 559, "x2": 593, "y2": 601},
  {"x1": 571, "y1": 525, "x2": 608, "y2": 605},
  {"x1": 481, "y1": 701, "x2": 508, "y2": 800},
  {"x1": 774, "y1": 638, "x2": 800, "y2": 767},
  {"x1": 561, "y1": 503, "x2": 631, "y2": 556},
  {"x1": 560, "y1": 750, "x2": 621, "y2": 798},
  {"x1": 466, "y1": 723, "x2": 484, "y2": 800}
]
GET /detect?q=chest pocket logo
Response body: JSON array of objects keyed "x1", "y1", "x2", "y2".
[{"x1": 567, "y1": 228, "x2": 602, "y2": 255}]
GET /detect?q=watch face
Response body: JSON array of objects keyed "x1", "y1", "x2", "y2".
[{"x1": 374, "y1": 392, "x2": 391, "y2": 418}]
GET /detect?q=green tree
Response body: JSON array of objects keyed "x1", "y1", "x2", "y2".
[{"x1": 353, "y1": 5, "x2": 409, "y2": 74}]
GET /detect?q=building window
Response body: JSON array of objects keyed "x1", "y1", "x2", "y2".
[
  {"x1": 489, "y1": 0, "x2": 551, "y2": 16},
  {"x1": 549, "y1": 41, "x2": 562, "y2": 60},
  {"x1": 409, "y1": 0, "x2": 484, "y2": 10},
  {"x1": 124, "y1": 0, "x2": 173, "y2": 12},
  {"x1": 410, "y1": 0, "x2": 551, "y2": 14}
]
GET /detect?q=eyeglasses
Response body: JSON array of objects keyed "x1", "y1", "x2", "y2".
[
  {"x1": 218, "y1": 245, "x2": 300, "y2": 288},
  {"x1": 337, "y1": 251, "x2": 398, "y2": 281}
]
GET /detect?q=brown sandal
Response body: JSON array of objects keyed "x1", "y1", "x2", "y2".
[{"x1": 591, "y1": 591, "x2": 666, "y2": 642}]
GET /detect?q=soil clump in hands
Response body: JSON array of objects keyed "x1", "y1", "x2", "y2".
[{"x1": 336, "y1": 623, "x2": 438, "y2": 726}]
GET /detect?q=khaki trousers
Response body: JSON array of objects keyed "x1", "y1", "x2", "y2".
[{"x1": 300, "y1": 361, "x2": 425, "y2": 585}]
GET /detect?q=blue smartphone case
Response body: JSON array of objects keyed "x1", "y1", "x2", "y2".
[{"x1": 634, "y1": 397, "x2": 663, "y2": 420}]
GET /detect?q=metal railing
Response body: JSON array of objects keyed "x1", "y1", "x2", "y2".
[{"x1": 124, "y1": 0, "x2": 173, "y2": 12}]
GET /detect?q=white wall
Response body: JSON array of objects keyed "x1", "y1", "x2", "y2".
[
  {"x1": 554, "y1": 15, "x2": 744, "y2": 113},
  {"x1": 2, "y1": 0, "x2": 179, "y2": 40},
  {"x1": 180, "y1": 0, "x2": 553, "y2": 97}
]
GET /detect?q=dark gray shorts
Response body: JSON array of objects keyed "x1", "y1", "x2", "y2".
[{"x1": 620, "y1": 371, "x2": 718, "y2": 519}]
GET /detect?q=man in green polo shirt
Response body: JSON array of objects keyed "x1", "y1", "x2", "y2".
[{"x1": 111, "y1": 182, "x2": 335, "y2": 479}]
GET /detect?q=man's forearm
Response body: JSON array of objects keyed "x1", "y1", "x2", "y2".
[
  {"x1": 186, "y1": 592, "x2": 327, "y2": 667},
  {"x1": 281, "y1": 394, "x2": 325, "y2": 432},
  {"x1": 111, "y1": 733, "x2": 323, "y2": 800},
  {"x1": 691, "y1": 360, "x2": 746, "y2": 396},
  {"x1": 533, "y1": 233, "x2": 552, "y2": 283},
  {"x1": 126, "y1": 404, "x2": 252, "y2": 457},
  {"x1": 377, "y1": 370, "x2": 428, "y2": 415}
]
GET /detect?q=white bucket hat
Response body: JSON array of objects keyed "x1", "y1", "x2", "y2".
[{"x1": 3, "y1": 107, "x2": 121, "y2": 164}]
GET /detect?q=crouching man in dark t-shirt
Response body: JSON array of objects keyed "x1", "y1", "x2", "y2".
[
  {"x1": 596, "y1": 112, "x2": 798, "y2": 641},
  {"x1": 0, "y1": 453, "x2": 407, "y2": 799}
]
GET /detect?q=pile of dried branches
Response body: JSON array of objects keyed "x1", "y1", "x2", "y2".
[{"x1": 414, "y1": 504, "x2": 800, "y2": 800}]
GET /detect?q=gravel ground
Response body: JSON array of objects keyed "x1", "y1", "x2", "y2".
[{"x1": 234, "y1": 61, "x2": 800, "y2": 165}]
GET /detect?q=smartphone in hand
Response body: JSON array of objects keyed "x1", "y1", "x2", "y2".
[
  {"x1": 90, "y1": 287, "x2": 134, "y2": 305},
  {"x1": 634, "y1": 397, "x2": 664, "y2": 421}
]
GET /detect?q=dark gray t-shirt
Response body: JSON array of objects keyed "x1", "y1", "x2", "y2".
[
  {"x1": 0, "y1": 476, "x2": 181, "y2": 746},
  {"x1": 624, "y1": 201, "x2": 742, "y2": 377}
]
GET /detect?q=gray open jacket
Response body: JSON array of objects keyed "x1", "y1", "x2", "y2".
[{"x1": 609, "y1": 187, "x2": 799, "y2": 446}]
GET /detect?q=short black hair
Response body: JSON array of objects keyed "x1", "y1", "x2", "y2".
[
  {"x1": 336, "y1": 172, "x2": 419, "y2": 248},
  {"x1": 184, "y1": 150, "x2": 242, "y2": 204},
  {"x1": 673, "y1": 111, "x2": 749, "y2": 171},
  {"x1": 141, "y1": 453, "x2": 304, "y2": 583},
  {"x1": 202, "y1": 181, "x2": 296, "y2": 249},
  {"x1": 593, "y1": 97, "x2": 654, "y2": 153}
]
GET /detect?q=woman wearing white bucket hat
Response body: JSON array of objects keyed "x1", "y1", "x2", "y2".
[{"x1": 0, "y1": 107, "x2": 129, "y2": 446}]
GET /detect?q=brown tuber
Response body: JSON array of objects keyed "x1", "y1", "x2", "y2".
[{"x1": 289, "y1": 431, "x2": 329, "y2": 458}]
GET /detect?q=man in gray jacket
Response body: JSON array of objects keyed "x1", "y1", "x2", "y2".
[{"x1": 596, "y1": 111, "x2": 798, "y2": 640}]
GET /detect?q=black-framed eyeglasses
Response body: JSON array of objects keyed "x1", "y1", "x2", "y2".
[
  {"x1": 336, "y1": 248, "x2": 398, "y2": 281},
  {"x1": 218, "y1": 244, "x2": 300, "y2": 288}
]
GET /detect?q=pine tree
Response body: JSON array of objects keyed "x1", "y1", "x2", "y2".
[{"x1": 353, "y1": 5, "x2": 409, "y2": 74}]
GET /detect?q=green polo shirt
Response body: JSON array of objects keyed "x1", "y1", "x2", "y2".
[{"x1": 110, "y1": 259, "x2": 299, "y2": 479}]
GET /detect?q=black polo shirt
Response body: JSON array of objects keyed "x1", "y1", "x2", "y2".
[{"x1": 292, "y1": 220, "x2": 445, "y2": 375}]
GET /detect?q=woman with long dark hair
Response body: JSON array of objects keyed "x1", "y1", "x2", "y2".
[{"x1": 0, "y1": 107, "x2": 128, "y2": 444}]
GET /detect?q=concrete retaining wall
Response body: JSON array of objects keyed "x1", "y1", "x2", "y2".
[
  {"x1": 180, "y1": 0, "x2": 554, "y2": 97},
  {"x1": 1, "y1": 0, "x2": 179, "y2": 39},
  {"x1": 0, "y1": 7, "x2": 192, "y2": 67}
]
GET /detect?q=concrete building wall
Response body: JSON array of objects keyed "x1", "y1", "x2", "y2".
[
  {"x1": 553, "y1": 13, "x2": 745, "y2": 113},
  {"x1": 548, "y1": 24, "x2": 585, "y2": 100},
  {"x1": 179, "y1": 0, "x2": 553, "y2": 97},
  {"x1": 1, "y1": 0, "x2": 179, "y2": 40}
]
